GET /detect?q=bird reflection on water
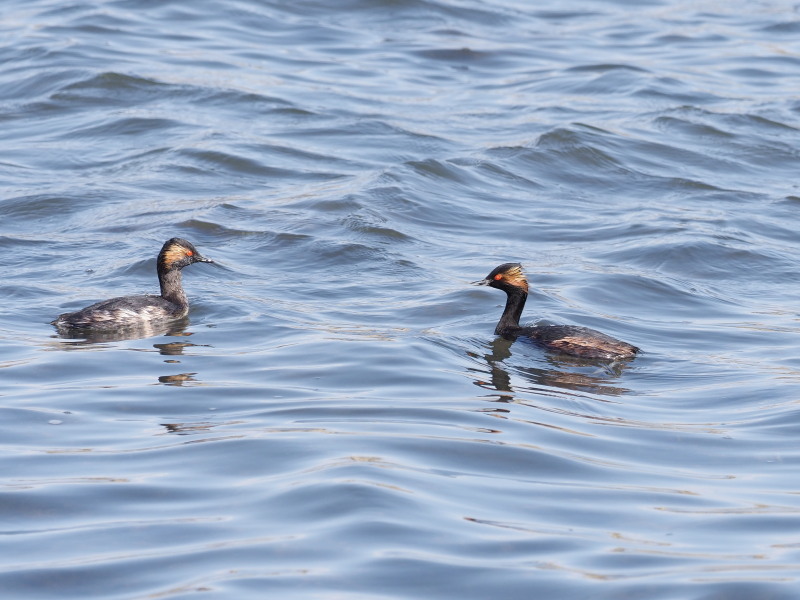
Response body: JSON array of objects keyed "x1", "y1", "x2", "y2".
[
  {"x1": 469, "y1": 336, "x2": 634, "y2": 400},
  {"x1": 158, "y1": 373, "x2": 198, "y2": 386},
  {"x1": 50, "y1": 320, "x2": 210, "y2": 386},
  {"x1": 52, "y1": 318, "x2": 193, "y2": 345}
]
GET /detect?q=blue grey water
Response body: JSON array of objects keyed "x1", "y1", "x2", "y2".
[{"x1": 1, "y1": 0, "x2": 799, "y2": 597}]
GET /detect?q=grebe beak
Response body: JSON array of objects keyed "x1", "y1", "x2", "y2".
[
  {"x1": 194, "y1": 255, "x2": 214, "y2": 264},
  {"x1": 471, "y1": 278, "x2": 490, "y2": 286}
]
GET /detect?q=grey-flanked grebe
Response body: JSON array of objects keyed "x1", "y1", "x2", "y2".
[
  {"x1": 52, "y1": 238, "x2": 213, "y2": 331},
  {"x1": 474, "y1": 263, "x2": 639, "y2": 360}
]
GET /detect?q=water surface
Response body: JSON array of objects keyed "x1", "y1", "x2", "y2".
[{"x1": 1, "y1": 0, "x2": 800, "y2": 598}]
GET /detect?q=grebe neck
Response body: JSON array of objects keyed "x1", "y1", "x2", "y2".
[
  {"x1": 159, "y1": 268, "x2": 188, "y2": 308},
  {"x1": 495, "y1": 287, "x2": 527, "y2": 335}
]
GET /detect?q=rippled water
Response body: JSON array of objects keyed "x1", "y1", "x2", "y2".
[{"x1": 2, "y1": 0, "x2": 800, "y2": 598}]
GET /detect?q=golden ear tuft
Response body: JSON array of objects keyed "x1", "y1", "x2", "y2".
[
  {"x1": 162, "y1": 244, "x2": 189, "y2": 267},
  {"x1": 502, "y1": 265, "x2": 528, "y2": 292}
]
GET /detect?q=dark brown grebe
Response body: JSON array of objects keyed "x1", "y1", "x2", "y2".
[
  {"x1": 474, "y1": 263, "x2": 639, "y2": 360},
  {"x1": 52, "y1": 238, "x2": 213, "y2": 331}
]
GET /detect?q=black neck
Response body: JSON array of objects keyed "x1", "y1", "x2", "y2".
[
  {"x1": 495, "y1": 287, "x2": 527, "y2": 335},
  {"x1": 159, "y1": 268, "x2": 188, "y2": 308}
]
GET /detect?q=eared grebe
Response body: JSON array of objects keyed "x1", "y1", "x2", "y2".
[
  {"x1": 474, "y1": 263, "x2": 639, "y2": 360},
  {"x1": 52, "y1": 238, "x2": 213, "y2": 331}
]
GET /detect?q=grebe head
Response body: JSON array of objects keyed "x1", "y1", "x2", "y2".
[
  {"x1": 158, "y1": 238, "x2": 213, "y2": 272},
  {"x1": 473, "y1": 263, "x2": 528, "y2": 293}
]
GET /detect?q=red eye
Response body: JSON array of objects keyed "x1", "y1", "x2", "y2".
[
  {"x1": 186, "y1": 250, "x2": 193, "y2": 256},
  {"x1": 494, "y1": 274, "x2": 502, "y2": 280}
]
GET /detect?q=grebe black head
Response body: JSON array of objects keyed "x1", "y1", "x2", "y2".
[
  {"x1": 474, "y1": 262, "x2": 639, "y2": 360},
  {"x1": 475, "y1": 262, "x2": 529, "y2": 294},
  {"x1": 52, "y1": 238, "x2": 213, "y2": 331},
  {"x1": 158, "y1": 237, "x2": 213, "y2": 271}
]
